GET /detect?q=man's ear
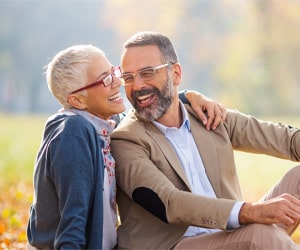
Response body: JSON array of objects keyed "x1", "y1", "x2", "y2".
[
  {"x1": 67, "y1": 94, "x2": 87, "y2": 110},
  {"x1": 172, "y1": 63, "x2": 182, "y2": 87}
]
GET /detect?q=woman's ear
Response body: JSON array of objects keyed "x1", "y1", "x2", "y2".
[{"x1": 67, "y1": 94, "x2": 87, "y2": 110}]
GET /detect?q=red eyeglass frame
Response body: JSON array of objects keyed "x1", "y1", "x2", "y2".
[{"x1": 70, "y1": 66, "x2": 122, "y2": 94}]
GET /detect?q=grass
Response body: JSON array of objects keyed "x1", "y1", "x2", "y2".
[
  {"x1": 0, "y1": 113, "x2": 299, "y2": 248},
  {"x1": 0, "y1": 114, "x2": 46, "y2": 184}
]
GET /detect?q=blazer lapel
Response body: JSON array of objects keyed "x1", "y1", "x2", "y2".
[
  {"x1": 187, "y1": 109, "x2": 222, "y2": 197},
  {"x1": 144, "y1": 122, "x2": 192, "y2": 191}
]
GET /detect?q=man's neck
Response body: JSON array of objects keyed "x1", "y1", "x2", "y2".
[{"x1": 156, "y1": 99, "x2": 182, "y2": 128}]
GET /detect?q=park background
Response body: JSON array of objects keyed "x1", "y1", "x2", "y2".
[{"x1": 1, "y1": 0, "x2": 300, "y2": 248}]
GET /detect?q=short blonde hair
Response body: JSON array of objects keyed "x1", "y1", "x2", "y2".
[{"x1": 46, "y1": 44, "x2": 105, "y2": 108}]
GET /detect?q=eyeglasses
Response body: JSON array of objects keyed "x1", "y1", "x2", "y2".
[
  {"x1": 120, "y1": 62, "x2": 174, "y2": 85},
  {"x1": 70, "y1": 66, "x2": 122, "y2": 94}
]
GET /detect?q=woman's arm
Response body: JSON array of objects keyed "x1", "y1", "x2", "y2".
[{"x1": 179, "y1": 90, "x2": 226, "y2": 130}]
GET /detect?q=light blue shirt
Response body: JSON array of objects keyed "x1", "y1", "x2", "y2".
[{"x1": 153, "y1": 102, "x2": 243, "y2": 236}]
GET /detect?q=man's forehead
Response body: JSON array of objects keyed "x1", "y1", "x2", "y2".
[{"x1": 121, "y1": 46, "x2": 162, "y2": 71}]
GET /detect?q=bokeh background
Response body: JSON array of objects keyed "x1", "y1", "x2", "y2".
[
  {"x1": 1, "y1": 0, "x2": 300, "y2": 116},
  {"x1": 1, "y1": 0, "x2": 300, "y2": 248}
]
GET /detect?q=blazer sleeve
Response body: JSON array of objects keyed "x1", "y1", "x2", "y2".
[{"x1": 224, "y1": 109, "x2": 300, "y2": 161}]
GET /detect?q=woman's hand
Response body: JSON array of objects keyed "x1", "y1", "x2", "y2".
[{"x1": 185, "y1": 90, "x2": 226, "y2": 130}]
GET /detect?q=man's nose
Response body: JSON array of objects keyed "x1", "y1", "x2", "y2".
[{"x1": 131, "y1": 76, "x2": 146, "y2": 90}]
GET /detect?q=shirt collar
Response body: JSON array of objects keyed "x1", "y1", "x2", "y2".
[
  {"x1": 69, "y1": 108, "x2": 115, "y2": 137},
  {"x1": 152, "y1": 102, "x2": 191, "y2": 135}
]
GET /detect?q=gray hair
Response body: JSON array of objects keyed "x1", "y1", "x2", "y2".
[
  {"x1": 122, "y1": 31, "x2": 178, "y2": 64},
  {"x1": 46, "y1": 44, "x2": 105, "y2": 108}
]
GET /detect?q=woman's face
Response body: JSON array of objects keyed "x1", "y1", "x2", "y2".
[{"x1": 83, "y1": 55, "x2": 126, "y2": 120}]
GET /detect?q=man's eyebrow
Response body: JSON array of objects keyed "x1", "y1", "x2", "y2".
[{"x1": 123, "y1": 66, "x2": 153, "y2": 75}]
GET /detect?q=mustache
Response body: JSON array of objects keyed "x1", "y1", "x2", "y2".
[{"x1": 132, "y1": 88, "x2": 158, "y2": 99}]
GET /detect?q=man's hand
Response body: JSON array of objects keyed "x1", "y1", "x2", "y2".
[
  {"x1": 185, "y1": 90, "x2": 226, "y2": 130},
  {"x1": 239, "y1": 193, "x2": 300, "y2": 229}
]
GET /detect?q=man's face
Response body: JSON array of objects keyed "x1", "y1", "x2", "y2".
[{"x1": 121, "y1": 45, "x2": 177, "y2": 121}]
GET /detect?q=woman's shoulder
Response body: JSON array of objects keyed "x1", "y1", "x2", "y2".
[{"x1": 46, "y1": 113, "x2": 96, "y2": 138}]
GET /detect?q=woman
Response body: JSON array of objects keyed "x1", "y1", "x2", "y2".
[{"x1": 26, "y1": 44, "x2": 225, "y2": 249}]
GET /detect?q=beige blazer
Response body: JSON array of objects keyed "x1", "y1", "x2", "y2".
[{"x1": 111, "y1": 104, "x2": 300, "y2": 249}]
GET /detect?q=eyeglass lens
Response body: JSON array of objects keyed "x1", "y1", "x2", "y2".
[
  {"x1": 122, "y1": 63, "x2": 170, "y2": 85},
  {"x1": 103, "y1": 66, "x2": 122, "y2": 87},
  {"x1": 103, "y1": 74, "x2": 113, "y2": 86}
]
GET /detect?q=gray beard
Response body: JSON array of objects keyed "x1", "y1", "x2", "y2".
[{"x1": 132, "y1": 78, "x2": 175, "y2": 121}]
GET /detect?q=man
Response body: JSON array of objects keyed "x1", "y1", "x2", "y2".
[{"x1": 111, "y1": 31, "x2": 300, "y2": 249}]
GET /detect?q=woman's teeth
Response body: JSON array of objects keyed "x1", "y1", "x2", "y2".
[{"x1": 108, "y1": 92, "x2": 122, "y2": 101}]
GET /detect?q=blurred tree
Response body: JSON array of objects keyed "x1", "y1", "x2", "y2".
[
  {"x1": 255, "y1": 0, "x2": 300, "y2": 115},
  {"x1": 101, "y1": 0, "x2": 183, "y2": 40},
  {"x1": 0, "y1": 1, "x2": 113, "y2": 114},
  {"x1": 0, "y1": 0, "x2": 299, "y2": 116},
  {"x1": 215, "y1": 0, "x2": 300, "y2": 115}
]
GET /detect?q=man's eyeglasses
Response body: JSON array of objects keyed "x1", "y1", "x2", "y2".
[
  {"x1": 120, "y1": 62, "x2": 174, "y2": 85},
  {"x1": 70, "y1": 66, "x2": 122, "y2": 94}
]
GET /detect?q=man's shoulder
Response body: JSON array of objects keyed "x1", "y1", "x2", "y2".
[
  {"x1": 113, "y1": 109, "x2": 143, "y2": 129},
  {"x1": 111, "y1": 109, "x2": 150, "y2": 139},
  {"x1": 184, "y1": 104, "x2": 238, "y2": 125}
]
